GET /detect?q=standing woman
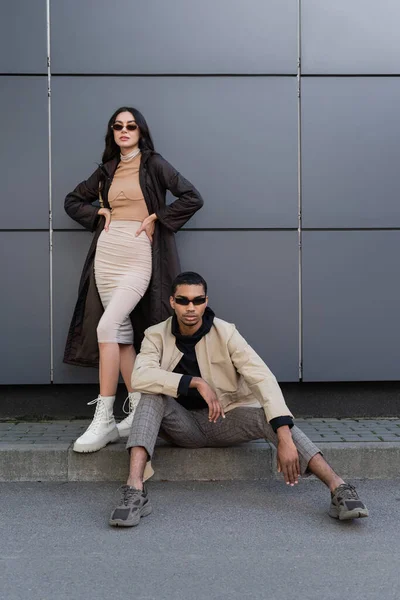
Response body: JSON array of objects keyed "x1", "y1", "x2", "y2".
[{"x1": 64, "y1": 106, "x2": 203, "y2": 453}]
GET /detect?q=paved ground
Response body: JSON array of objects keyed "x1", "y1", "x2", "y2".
[
  {"x1": 1, "y1": 418, "x2": 400, "y2": 444},
  {"x1": 0, "y1": 480, "x2": 399, "y2": 600}
]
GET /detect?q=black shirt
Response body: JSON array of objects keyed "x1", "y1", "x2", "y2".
[
  {"x1": 171, "y1": 308, "x2": 294, "y2": 431},
  {"x1": 172, "y1": 307, "x2": 215, "y2": 410}
]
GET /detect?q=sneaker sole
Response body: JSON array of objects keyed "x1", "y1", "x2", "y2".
[
  {"x1": 73, "y1": 427, "x2": 120, "y2": 453},
  {"x1": 109, "y1": 504, "x2": 152, "y2": 527},
  {"x1": 329, "y1": 506, "x2": 369, "y2": 520}
]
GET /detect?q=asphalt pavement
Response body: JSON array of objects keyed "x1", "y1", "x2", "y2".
[{"x1": 1, "y1": 479, "x2": 399, "y2": 600}]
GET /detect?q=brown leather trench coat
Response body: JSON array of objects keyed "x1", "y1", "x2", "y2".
[{"x1": 63, "y1": 149, "x2": 204, "y2": 367}]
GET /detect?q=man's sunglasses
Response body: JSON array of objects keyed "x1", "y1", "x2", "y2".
[
  {"x1": 174, "y1": 296, "x2": 207, "y2": 306},
  {"x1": 112, "y1": 123, "x2": 139, "y2": 131}
]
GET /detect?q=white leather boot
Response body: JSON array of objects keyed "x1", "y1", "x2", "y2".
[
  {"x1": 116, "y1": 392, "x2": 142, "y2": 438},
  {"x1": 73, "y1": 395, "x2": 120, "y2": 453}
]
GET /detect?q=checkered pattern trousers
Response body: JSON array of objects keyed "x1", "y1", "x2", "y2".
[{"x1": 127, "y1": 394, "x2": 321, "y2": 476}]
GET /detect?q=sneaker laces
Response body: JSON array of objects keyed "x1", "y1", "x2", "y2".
[
  {"x1": 335, "y1": 483, "x2": 359, "y2": 500},
  {"x1": 86, "y1": 396, "x2": 112, "y2": 433},
  {"x1": 120, "y1": 485, "x2": 143, "y2": 506}
]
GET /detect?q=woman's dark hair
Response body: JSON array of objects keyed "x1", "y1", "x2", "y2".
[
  {"x1": 171, "y1": 272, "x2": 208, "y2": 296},
  {"x1": 101, "y1": 106, "x2": 155, "y2": 163}
]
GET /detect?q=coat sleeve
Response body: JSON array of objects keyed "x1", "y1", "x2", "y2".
[
  {"x1": 64, "y1": 167, "x2": 102, "y2": 232},
  {"x1": 227, "y1": 328, "x2": 294, "y2": 423},
  {"x1": 153, "y1": 156, "x2": 204, "y2": 232},
  {"x1": 131, "y1": 330, "x2": 183, "y2": 397}
]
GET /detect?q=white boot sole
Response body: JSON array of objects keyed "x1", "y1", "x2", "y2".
[
  {"x1": 116, "y1": 423, "x2": 130, "y2": 438},
  {"x1": 73, "y1": 426, "x2": 120, "y2": 453}
]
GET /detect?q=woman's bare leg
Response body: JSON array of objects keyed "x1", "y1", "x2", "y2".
[
  {"x1": 96, "y1": 287, "x2": 142, "y2": 396},
  {"x1": 99, "y1": 342, "x2": 120, "y2": 396},
  {"x1": 119, "y1": 343, "x2": 136, "y2": 393}
]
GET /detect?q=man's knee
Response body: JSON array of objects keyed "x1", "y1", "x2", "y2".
[
  {"x1": 138, "y1": 394, "x2": 177, "y2": 409},
  {"x1": 135, "y1": 393, "x2": 166, "y2": 420},
  {"x1": 139, "y1": 393, "x2": 164, "y2": 405},
  {"x1": 162, "y1": 395, "x2": 181, "y2": 415}
]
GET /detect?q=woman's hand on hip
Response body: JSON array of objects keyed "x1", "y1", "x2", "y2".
[
  {"x1": 136, "y1": 213, "x2": 157, "y2": 243},
  {"x1": 98, "y1": 208, "x2": 111, "y2": 232}
]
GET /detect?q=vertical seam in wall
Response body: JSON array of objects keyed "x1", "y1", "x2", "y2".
[
  {"x1": 297, "y1": 0, "x2": 303, "y2": 381},
  {"x1": 46, "y1": 0, "x2": 54, "y2": 382}
]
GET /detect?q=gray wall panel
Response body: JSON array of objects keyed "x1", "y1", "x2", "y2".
[
  {"x1": 5, "y1": 2, "x2": 399, "y2": 390},
  {"x1": 0, "y1": 233, "x2": 50, "y2": 384},
  {"x1": 52, "y1": 76, "x2": 298, "y2": 230},
  {"x1": 53, "y1": 231, "x2": 298, "y2": 383},
  {"x1": 1, "y1": 77, "x2": 49, "y2": 229},
  {"x1": 302, "y1": 232, "x2": 400, "y2": 382},
  {"x1": 301, "y1": 78, "x2": 400, "y2": 228},
  {"x1": 51, "y1": 0, "x2": 297, "y2": 74},
  {"x1": 177, "y1": 231, "x2": 299, "y2": 381},
  {"x1": 302, "y1": 0, "x2": 400, "y2": 74},
  {"x1": 0, "y1": 1, "x2": 47, "y2": 73},
  {"x1": 53, "y1": 231, "x2": 98, "y2": 383}
]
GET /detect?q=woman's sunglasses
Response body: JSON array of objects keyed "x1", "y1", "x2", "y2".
[
  {"x1": 112, "y1": 123, "x2": 138, "y2": 132},
  {"x1": 174, "y1": 296, "x2": 207, "y2": 306}
]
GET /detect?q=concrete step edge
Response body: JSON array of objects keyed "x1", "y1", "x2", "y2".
[{"x1": 1, "y1": 441, "x2": 400, "y2": 482}]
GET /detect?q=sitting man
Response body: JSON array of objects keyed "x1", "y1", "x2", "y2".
[{"x1": 109, "y1": 272, "x2": 369, "y2": 527}]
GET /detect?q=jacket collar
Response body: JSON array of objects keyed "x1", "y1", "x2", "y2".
[
  {"x1": 140, "y1": 148, "x2": 155, "y2": 165},
  {"x1": 98, "y1": 158, "x2": 118, "y2": 181},
  {"x1": 98, "y1": 149, "x2": 156, "y2": 180},
  {"x1": 171, "y1": 307, "x2": 215, "y2": 343}
]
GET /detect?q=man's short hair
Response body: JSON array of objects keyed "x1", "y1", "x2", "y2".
[{"x1": 171, "y1": 272, "x2": 208, "y2": 296}]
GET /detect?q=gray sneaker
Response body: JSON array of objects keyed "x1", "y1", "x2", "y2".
[
  {"x1": 329, "y1": 483, "x2": 369, "y2": 520},
  {"x1": 109, "y1": 484, "x2": 152, "y2": 527}
]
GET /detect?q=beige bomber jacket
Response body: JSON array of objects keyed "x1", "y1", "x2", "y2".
[{"x1": 131, "y1": 316, "x2": 293, "y2": 423}]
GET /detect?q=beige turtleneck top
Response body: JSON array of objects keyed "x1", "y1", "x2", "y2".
[{"x1": 108, "y1": 154, "x2": 149, "y2": 221}]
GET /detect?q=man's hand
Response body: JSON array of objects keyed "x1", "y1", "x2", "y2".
[
  {"x1": 98, "y1": 208, "x2": 111, "y2": 232},
  {"x1": 276, "y1": 426, "x2": 300, "y2": 486},
  {"x1": 190, "y1": 377, "x2": 225, "y2": 423},
  {"x1": 136, "y1": 213, "x2": 157, "y2": 243}
]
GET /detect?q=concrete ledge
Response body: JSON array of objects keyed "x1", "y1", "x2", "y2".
[
  {"x1": 1, "y1": 440, "x2": 400, "y2": 482},
  {"x1": 318, "y1": 442, "x2": 400, "y2": 480},
  {"x1": 68, "y1": 440, "x2": 273, "y2": 482},
  {"x1": 68, "y1": 443, "x2": 130, "y2": 482},
  {"x1": 270, "y1": 442, "x2": 400, "y2": 481},
  {"x1": 152, "y1": 441, "x2": 273, "y2": 481},
  {"x1": 0, "y1": 443, "x2": 69, "y2": 482}
]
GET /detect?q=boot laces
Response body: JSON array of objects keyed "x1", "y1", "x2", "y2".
[
  {"x1": 86, "y1": 396, "x2": 112, "y2": 433},
  {"x1": 122, "y1": 392, "x2": 141, "y2": 415}
]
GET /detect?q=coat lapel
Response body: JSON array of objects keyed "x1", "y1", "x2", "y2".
[{"x1": 99, "y1": 158, "x2": 119, "y2": 208}]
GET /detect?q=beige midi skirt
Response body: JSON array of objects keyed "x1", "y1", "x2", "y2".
[{"x1": 94, "y1": 220, "x2": 152, "y2": 344}]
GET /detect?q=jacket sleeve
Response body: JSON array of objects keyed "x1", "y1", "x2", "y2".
[
  {"x1": 227, "y1": 328, "x2": 294, "y2": 423},
  {"x1": 64, "y1": 167, "x2": 102, "y2": 232},
  {"x1": 131, "y1": 330, "x2": 183, "y2": 397},
  {"x1": 153, "y1": 156, "x2": 204, "y2": 232}
]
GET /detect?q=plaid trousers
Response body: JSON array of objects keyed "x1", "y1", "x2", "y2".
[{"x1": 127, "y1": 394, "x2": 321, "y2": 475}]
